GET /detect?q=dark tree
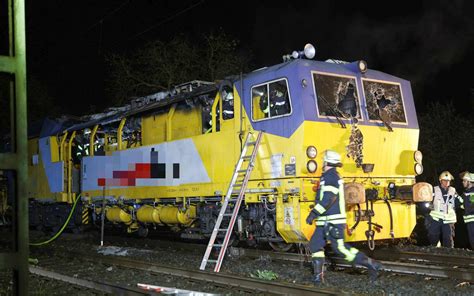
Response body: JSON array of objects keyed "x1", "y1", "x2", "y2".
[
  {"x1": 418, "y1": 101, "x2": 474, "y2": 185},
  {"x1": 104, "y1": 31, "x2": 252, "y2": 106}
]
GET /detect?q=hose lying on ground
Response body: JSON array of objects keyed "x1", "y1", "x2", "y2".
[{"x1": 30, "y1": 194, "x2": 81, "y2": 246}]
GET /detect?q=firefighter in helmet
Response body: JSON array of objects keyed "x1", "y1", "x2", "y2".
[
  {"x1": 460, "y1": 172, "x2": 474, "y2": 249},
  {"x1": 306, "y1": 150, "x2": 382, "y2": 284},
  {"x1": 269, "y1": 89, "x2": 289, "y2": 116},
  {"x1": 425, "y1": 171, "x2": 462, "y2": 248},
  {"x1": 222, "y1": 89, "x2": 234, "y2": 120}
]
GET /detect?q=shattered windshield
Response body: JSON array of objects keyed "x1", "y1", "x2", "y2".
[
  {"x1": 363, "y1": 80, "x2": 406, "y2": 123},
  {"x1": 313, "y1": 73, "x2": 362, "y2": 119}
]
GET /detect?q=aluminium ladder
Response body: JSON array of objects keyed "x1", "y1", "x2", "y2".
[{"x1": 199, "y1": 131, "x2": 263, "y2": 272}]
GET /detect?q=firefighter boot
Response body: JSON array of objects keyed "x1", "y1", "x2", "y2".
[
  {"x1": 312, "y1": 258, "x2": 325, "y2": 284},
  {"x1": 359, "y1": 256, "x2": 382, "y2": 282}
]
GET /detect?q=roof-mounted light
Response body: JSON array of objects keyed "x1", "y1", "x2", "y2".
[
  {"x1": 283, "y1": 43, "x2": 316, "y2": 62},
  {"x1": 358, "y1": 60, "x2": 368, "y2": 73},
  {"x1": 304, "y1": 43, "x2": 316, "y2": 59}
]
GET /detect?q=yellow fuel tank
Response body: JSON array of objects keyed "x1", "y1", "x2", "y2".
[
  {"x1": 137, "y1": 205, "x2": 162, "y2": 224},
  {"x1": 159, "y1": 205, "x2": 196, "y2": 225},
  {"x1": 106, "y1": 206, "x2": 132, "y2": 225}
]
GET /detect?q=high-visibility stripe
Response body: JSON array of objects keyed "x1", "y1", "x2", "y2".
[
  {"x1": 349, "y1": 247, "x2": 359, "y2": 255},
  {"x1": 312, "y1": 251, "x2": 325, "y2": 258},
  {"x1": 338, "y1": 180, "x2": 346, "y2": 216},
  {"x1": 337, "y1": 239, "x2": 356, "y2": 262},
  {"x1": 464, "y1": 215, "x2": 474, "y2": 223},
  {"x1": 316, "y1": 218, "x2": 347, "y2": 226},
  {"x1": 322, "y1": 185, "x2": 339, "y2": 194},
  {"x1": 430, "y1": 211, "x2": 444, "y2": 220},
  {"x1": 318, "y1": 213, "x2": 346, "y2": 220},
  {"x1": 315, "y1": 204, "x2": 326, "y2": 214},
  {"x1": 430, "y1": 211, "x2": 457, "y2": 224}
]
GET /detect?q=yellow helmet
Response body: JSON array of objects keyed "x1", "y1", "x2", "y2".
[{"x1": 439, "y1": 171, "x2": 454, "y2": 181}]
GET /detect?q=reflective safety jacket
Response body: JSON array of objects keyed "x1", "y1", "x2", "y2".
[
  {"x1": 313, "y1": 167, "x2": 346, "y2": 226},
  {"x1": 461, "y1": 186, "x2": 474, "y2": 224},
  {"x1": 429, "y1": 185, "x2": 460, "y2": 224}
]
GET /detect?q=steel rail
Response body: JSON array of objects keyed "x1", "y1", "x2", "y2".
[
  {"x1": 76, "y1": 253, "x2": 340, "y2": 295},
  {"x1": 36, "y1": 235, "x2": 474, "y2": 283},
  {"x1": 371, "y1": 249, "x2": 474, "y2": 267},
  {"x1": 233, "y1": 247, "x2": 474, "y2": 282},
  {"x1": 29, "y1": 266, "x2": 148, "y2": 295}
]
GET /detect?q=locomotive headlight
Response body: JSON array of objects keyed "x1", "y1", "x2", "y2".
[
  {"x1": 306, "y1": 146, "x2": 317, "y2": 159},
  {"x1": 358, "y1": 60, "x2": 368, "y2": 73},
  {"x1": 307, "y1": 160, "x2": 317, "y2": 173},
  {"x1": 414, "y1": 163, "x2": 424, "y2": 175},
  {"x1": 304, "y1": 43, "x2": 316, "y2": 59},
  {"x1": 414, "y1": 150, "x2": 423, "y2": 163}
]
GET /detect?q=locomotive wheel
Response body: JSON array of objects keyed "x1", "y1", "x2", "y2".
[
  {"x1": 138, "y1": 226, "x2": 149, "y2": 238},
  {"x1": 269, "y1": 241, "x2": 293, "y2": 252}
]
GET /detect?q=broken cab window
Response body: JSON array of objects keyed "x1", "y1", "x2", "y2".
[
  {"x1": 313, "y1": 73, "x2": 362, "y2": 120},
  {"x1": 363, "y1": 80, "x2": 406, "y2": 124}
]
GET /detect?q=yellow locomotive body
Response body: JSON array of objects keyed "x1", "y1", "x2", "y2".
[{"x1": 26, "y1": 55, "x2": 430, "y2": 249}]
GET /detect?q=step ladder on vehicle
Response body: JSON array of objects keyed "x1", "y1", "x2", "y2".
[{"x1": 199, "y1": 131, "x2": 263, "y2": 272}]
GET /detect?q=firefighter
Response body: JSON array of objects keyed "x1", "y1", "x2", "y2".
[
  {"x1": 426, "y1": 171, "x2": 462, "y2": 248},
  {"x1": 269, "y1": 89, "x2": 289, "y2": 116},
  {"x1": 306, "y1": 150, "x2": 382, "y2": 284},
  {"x1": 222, "y1": 90, "x2": 234, "y2": 120},
  {"x1": 460, "y1": 172, "x2": 474, "y2": 249}
]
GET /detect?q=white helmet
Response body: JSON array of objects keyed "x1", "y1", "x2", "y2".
[
  {"x1": 439, "y1": 171, "x2": 454, "y2": 181},
  {"x1": 224, "y1": 92, "x2": 233, "y2": 101},
  {"x1": 323, "y1": 150, "x2": 342, "y2": 167},
  {"x1": 461, "y1": 172, "x2": 474, "y2": 182}
]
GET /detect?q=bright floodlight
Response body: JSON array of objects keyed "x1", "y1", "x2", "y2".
[
  {"x1": 358, "y1": 60, "x2": 368, "y2": 73},
  {"x1": 304, "y1": 43, "x2": 316, "y2": 59}
]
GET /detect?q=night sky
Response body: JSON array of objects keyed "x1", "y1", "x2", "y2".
[{"x1": 25, "y1": 0, "x2": 474, "y2": 117}]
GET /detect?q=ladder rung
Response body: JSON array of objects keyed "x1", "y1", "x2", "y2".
[
  {"x1": 206, "y1": 259, "x2": 217, "y2": 263},
  {"x1": 247, "y1": 141, "x2": 256, "y2": 146},
  {"x1": 221, "y1": 213, "x2": 232, "y2": 216},
  {"x1": 218, "y1": 228, "x2": 228, "y2": 231},
  {"x1": 242, "y1": 156, "x2": 252, "y2": 160},
  {"x1": 237, "y1": 169, "x2": 247, "y2": 173},
  {"x1": 214, "y1": 244, "x2": 223, "y2": 247}
]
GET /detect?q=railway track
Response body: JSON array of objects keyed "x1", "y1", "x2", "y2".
[
  {"x1": 29, "y1": 266, "x2": 149, "y2": 296},
  {"x1": 120, "y1": 238, "x2": 474, "y2": 282},
  {"x1": 230, "y1": 246, "x2": 474, "y2": 282},
  {"x1": 29, "y1": 233, "x2": 474, "y2": 296},
  {"x1": 31, "y1": 249, "x2": 341, "y2": 295}
]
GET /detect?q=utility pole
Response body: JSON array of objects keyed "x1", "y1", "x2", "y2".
[{"x1": 0, "y1": 0, "x2": 28, "y2": 295}]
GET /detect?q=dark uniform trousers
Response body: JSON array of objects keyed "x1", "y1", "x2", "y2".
[
  {"x1": 462, "y1": 188, "x2": 474, "y2": 249},
  {"x1": 426, "y1": 216, "x2": 455, "y2": 248},
  {"x1": 310, "y1": 223, "x2": 364, "y2": 264}
]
